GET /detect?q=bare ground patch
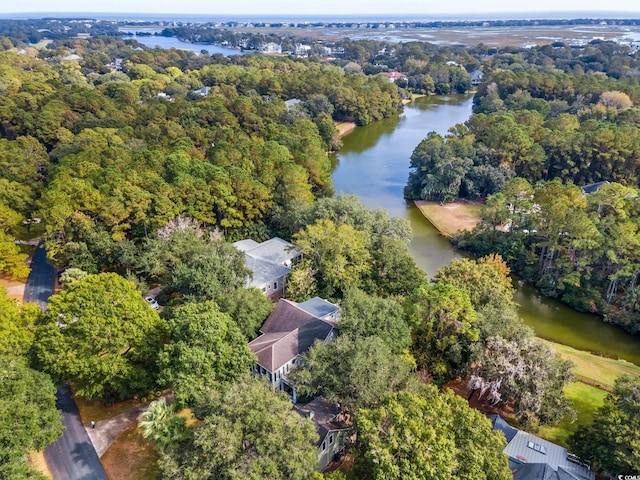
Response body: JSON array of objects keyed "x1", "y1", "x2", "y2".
[
  {"x1": 336, "y1": 122, "x2": 356, "y2": 137},
  {"x1": 414, "y1": 200, "x2": 482, "y2": 237}
]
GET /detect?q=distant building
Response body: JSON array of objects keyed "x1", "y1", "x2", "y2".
[
  {"x1": 580, "y1": 181, "x2": 609, "y2": 195},
  {"x1": 284, "y1": 98, "x2": 302, "y2": 109},
  {"x1": 192, "y1": 86, "x2": 211, "y2": 96},
  {"x1": 262, "y1": 42, "x2": 282, "y2": 54},
  {"x1": 61, "y1": 53, "x2": 81, "y2": 62},
  {"x1": 470, "y1": 69, "x2": 484, "y2": 86},
  {"x1": 382, "y1": 71, "x2": 407, "y2": 83},
  {"x1": 295, "y1": 44, "x2": 312, "y2": 56},
  {"x1": 490, "y1": 415, "x2": 594, "y2": 480}
]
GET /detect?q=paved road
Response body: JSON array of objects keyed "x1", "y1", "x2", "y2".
[
  {"x1": 44, "y1": 383, "x2": 108, "y2": 480},
  {"x1": 24, "y1": 246, "x2": 108, "y2": 479},
  {"x1": 23, "y1": 244, "x2": 54, "y2": 310}
]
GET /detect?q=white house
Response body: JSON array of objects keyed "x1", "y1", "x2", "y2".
[{"x1": 233, "y1": 237, "x2": 301, "y2": 299}]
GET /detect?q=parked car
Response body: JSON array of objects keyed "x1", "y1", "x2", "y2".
[{"x1": 145, "y1": 296, "x2": 160, "y2": 310}]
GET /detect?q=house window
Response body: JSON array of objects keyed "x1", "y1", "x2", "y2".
[
  {"x1": 329, "y1": 434, "x2": 334, "y2": 445},
  {"x1": 321, "y1": 441, "x2": 326, "y2": 451},
  {"x1": 273, "y1": 281, "x2": 278, "y2": 290},
  {"x1": 262, "y1": 287, "x2": 267, "y2": 292}
]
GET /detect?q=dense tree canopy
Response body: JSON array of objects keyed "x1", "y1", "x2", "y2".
[
  {"x1": 159, "y1": 302, "x2": 256, "y2": 406},
  {"x1": 155, "y1": 378, "x2": 319, "y2": 480},
  {"x1": 0, "y1": 355, "x2": 63, "y2": 478},
  {"x1": 339, "y1": 288, "x2": 411, "y2": 354},
  {"x1": 290, "y1": 335, "x2": 414, "y2": 414},
  {"x1": 0, "y1": 287, "x2": 39, "y2": 356},
  {"x1": 468, "y1": 336, "x2": 575, "y2": 430},
  {"x1": 405, "y1": 282, "x2": 479, "y2": 382},
  {"x1": 34, "y1": 273, "x2": 165, "y2": 401},
  {"x1": 353, "y1": 387, "x2": 511, "y2": 480}
]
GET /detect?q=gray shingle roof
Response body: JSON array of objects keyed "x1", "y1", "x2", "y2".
[
  {"x1": 244, "y1": 256, "x2": 290, "y2": 288},
  {"x1": 260, "y1": 299, "x2": 334, "y2": 355},
  {"x1": 233, "y1": 237, "x2": 301, "y2": 288},
  {"x1": 242, "y1": 237, "x2": 300, "y2": 265},
  {"x1": 233, "y1": 239, "x2": 260, "y2": 252},
  {"x1": 248, "y1": 330, "x2": 299, "y2": 372},
  {"x1": 489, "y1": 414, "x2": 519, "y2": 443},
  {"x1": 580, "y1": 181, "x2": 609, "y2": 195}
]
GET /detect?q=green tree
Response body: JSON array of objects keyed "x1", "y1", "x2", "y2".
[
  {"x1": 434, "y1": 255, "x2": 531, "y2": 341},
  {"x1": 0, "y1": 287, "x2": 39, "y2": 356},
  {"x1": 405, "y1": 282, "x2": 479, "y2": 382},
  {"x1": 0, "y1": 355, "x2": 63, "y2": 477},
  {"x1": 0, "y1": 205, "x2": 29, "y2": 280},
  {"x1": 158, "y1": 235, "x2": 248, "y2": 304},
  {"x1": 159, "y1": 302, "x2": 256, "y2": 406},
  {"x1": 367, "y1": 236, "x2": 427, "y2": 297},
  {"x1": 34, "y1": 273, "x2": 165, "y2": 402},
  {"x1": 215, "y1": 287, "x2": 273, "y2": 339},
  {"x1": 290, "y1": 335, "x2": 414, "y2": 414},
  {"x1": 569, "y1": 375, "x2": 640, "y2": 475},
  {"x1": 339, "y1": 289, "x2": 411, "y2": 354},
  {"x1": 159, "y1": 378, "x2": 319, "y2": 480},
  {"x1": 292, "y1": 218, "x2": 370, "y2": 299},
  {"x1": 58, "y1": 267, "x2": 88, "y2": 287},
  {"x1": 353, "y1": 387, "x2": 511, "y2": 480}
]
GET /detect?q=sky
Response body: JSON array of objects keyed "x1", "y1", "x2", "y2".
[{"x1": 3, "y1": 0, "x2": 640, "y2": 16}]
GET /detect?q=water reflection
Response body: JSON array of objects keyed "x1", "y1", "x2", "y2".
[{"x1": 332, "y1": 94, "x2": 640, "y2": 365}]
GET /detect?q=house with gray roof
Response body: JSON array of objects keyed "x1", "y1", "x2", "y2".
[
  {"x1": 490, "y1": 415, "x2": 594, "y2": 480},
  {"x1": 580, "y1": 181, "x2": 609, "y2": 195},
  {"x1": 294, "y1": 396, "x2": 350, "y2": 471},
  {"x1": 471, "y1": 69, "x2": 485, "y2": 86},
  {"x1": 248, "y1": 297, "x2": 339, "y2": 400},
  {"x1": 233, "y1": 237, "x2": 301, "y2": 299}
]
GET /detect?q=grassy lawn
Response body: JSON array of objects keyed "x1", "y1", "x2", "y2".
[
  {"x1": 414, "y1": 200, "x2": 482, "y2": 237},
  {"x1": 536, "y1": 341, "x2": 639, "y2": 448},
  {"x1": 101, "y1": 425, "x2": 159, "y2": 480},
  {"x1": 547, "y1": 340, "x2": 640, "y2": 390},
  {"x1": 537, "y1": 382, "x2": 607, "y2": 448}
]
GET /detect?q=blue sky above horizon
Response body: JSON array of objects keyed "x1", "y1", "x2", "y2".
[{"x1": 4, "y1": 1, "x2": 640, "y2": 16}]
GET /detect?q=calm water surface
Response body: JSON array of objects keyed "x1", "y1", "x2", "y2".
[
  {"x1": 332, "y1": 95, "x2": 640, "y2": 365},
  {"x1": 122, "y1": 35, "x2": 244, "y2": 56}
]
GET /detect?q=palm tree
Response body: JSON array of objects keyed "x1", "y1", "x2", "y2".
[{"x1": 139, "y1": 397, "x2": 187, "y2": 448}]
